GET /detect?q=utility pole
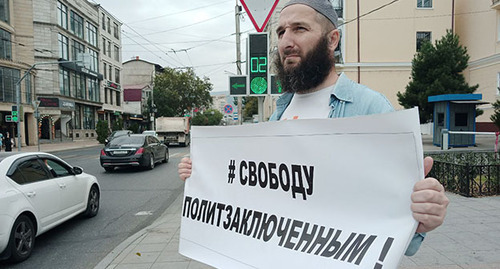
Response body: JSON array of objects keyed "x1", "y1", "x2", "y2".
[{"x1": 235, "y1": 0, "x2": 243, "y2": 125}]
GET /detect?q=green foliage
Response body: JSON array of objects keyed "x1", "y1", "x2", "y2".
[
  {"x1": 96, "y1": 120, "x2": 109, "y2": 144},
  {"x1": 153, "y1": 68, "x2": 213, "y2": 117},
  {"x1": 397, "y1": 30, "x2": 479, "y2": 123},
  {"x1": 129, "y1": 122, "x2": 140, "y2": 134},
  {"x1": 243, "y1": 97, "x2": 258, "y2": 119},
  {"x1": 111, "y1": 118, "x2": 123, "y2": 131},
  {"x1": 191, "y1": 109, "x2": 224, "y2": 126},
  {"x1": 490, "y1": 96, "x2": 500, "y2": 130}
]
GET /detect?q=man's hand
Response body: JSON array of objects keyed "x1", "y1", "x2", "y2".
[
  {"x1": 411, "y1": 156, "x2": 449, "y2": 233},
  {"x1": 178, "y1": 157, "x2": 192, "y2": 181}
]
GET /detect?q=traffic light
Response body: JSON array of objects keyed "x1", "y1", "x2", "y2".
[
  {"x1": 248, "y1": 33, "x2": 268, "y2": 96},
  {"x1": 229, "y1": 76, "x2": 247, "y2": 96},
  {"x1": 270, "y1": 74, "x2": 283, "y2": 95},
  {"x1": 11, "y1": 105, "x2": 18, "y2": 122}
]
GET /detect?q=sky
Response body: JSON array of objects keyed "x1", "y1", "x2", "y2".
[{"x1": 92, "y1": 0, "x2": 261, "y2": 93}]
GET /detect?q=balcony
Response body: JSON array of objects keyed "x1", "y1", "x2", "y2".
[{"x1": 493, "y1": 0, "x2": 500, "y2": 9}]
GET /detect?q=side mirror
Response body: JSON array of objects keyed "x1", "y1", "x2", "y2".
[{"x1": 72, "y1": 166, "x2": 83, "y2": 175}]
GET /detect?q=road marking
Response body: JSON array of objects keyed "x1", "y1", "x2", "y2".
[{"x1": 135, "y1": 211, "x2": 153, "y2": 216}]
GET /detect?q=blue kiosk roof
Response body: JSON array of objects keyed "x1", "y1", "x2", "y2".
[{"x1": 428, "y1": 94, "x2": 482, "y2": 103}]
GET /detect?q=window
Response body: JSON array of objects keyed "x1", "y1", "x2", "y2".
[
  {"x1": 88, "y1": 48, "x2": 98, "y2": 72},
  {"x1": 103, "y1": 62, "x2": 107, "y2": 78},
  {"x1": 71, "y1": 40, "x2": 85, "y2": 61},
  {"x1": 417, "y1": 0, "x2": 432, "y2": 8},
  {"x1": 107, "y1": 41, "x2": 111, "y2": 57},
  {"x1": 0, "y1": 67, "x2": 20, "y2": 102},
  {"x1": 0, "y1": 28, "x2": 12, "y2": 60},
  {"x1": 83, "y1": 106, "x2": 95, "y2": 129},
  {"x1": 109, "y1": 89, "x2": 113, "y2": 105},
  {"x1": 74, "y1": 104, "x2": 81, "y2": 129},
  {"x1": 437, "y1": 113, "x2": 444, "y2": 127},
  {"x1": 107, "y1": 18, "x2": 111, "y2": 34},
  {"x1": 72, "y1": 72, "x2": 85, "y2": 99},
  {"x1": 115, "y1": 68, "x2": 120, "y2": 83},
  {"x1": 57, "y1": 1, "x2": 67, "y2": 29},
  {"x1": 0, "y1": 0, "x2": 9, "y2": 23},
  {"x1": 113, "y1": 22, "x2": 119, "y2": 39},
  {"x1": 86, "y1": 22, "x2": 97, "y2": 47},
  {"x1": 45, "y1": 159, "x2": 71, "y2": 177},
  {"x1": 104, "y1": 87, "x2": 108, "y2": 103},
  {"x1": 102, "y1": 38, "x2": 106, "y2": 55},
  {"x1": 108, "y1": 65, "x2": 112, "y2": 80},
  {"x1": 88, "y1": 77, "x2": 99, "y2": 102},
  {"x1": 25, "y1": 72, "x2": 32, "y2": 104},
  {"x1": 58, "y1": 33, "x2": 69, "y2": 59},
  {"x1": 102, "y1": 13, "x2": 106, "y2": 30},
  {"x1": 116, "y1": 91, "x2": 121, "y2": 106},
  {"x1": 455, "y1": 113, "x2": 468, "y2": 127},
  {"x1": 9, "y1": 159, "x2": 50, "y2": 185},
  {"x1": 416, "y1": 31, "x2": 431, "y2": 51},
  {"x1": 59, "y1": 68, "x2": 70, "y2": 96},
  {"x1": 114, "y1": 45, "x2": 120, "y2": 61},
  {"x1": 70, "y1": 11, "x2": 84, "y2": 39}
]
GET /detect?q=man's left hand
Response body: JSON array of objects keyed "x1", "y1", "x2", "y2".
[{"x1": 411, "y1": 156, "x2": 449, "y2": 233}]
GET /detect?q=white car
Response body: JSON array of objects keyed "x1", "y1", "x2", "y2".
[
  {"x1": 0, "y1": 152, "x2": 100, "y2": 263},
  {"x1": 142, "y1": 130, "x2": 157, "y2": 137}
]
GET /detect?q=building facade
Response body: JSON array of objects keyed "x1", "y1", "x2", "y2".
[
  {"x1": 0, "y1": 0, "x2": 36, "y2": 147},
  {"x1": 33, "y1": 0, "x2": 104, "y2": 141},
  {"x1": 96, "y1": 5, "x2": 123, "y2": 129},
  {"x1": 122, "y1": 58, "x2": 163, "y2": 131}
]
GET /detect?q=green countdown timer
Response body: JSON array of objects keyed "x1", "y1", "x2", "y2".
[{"x1": 251, "y1": 77, "x2": 267, "y2": 94}]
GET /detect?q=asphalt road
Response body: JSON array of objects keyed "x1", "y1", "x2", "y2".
[{"x1": 0, "y1": 145, "x2": 189, "y2": 269}]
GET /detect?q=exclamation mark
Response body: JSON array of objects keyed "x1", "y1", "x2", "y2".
[{"x1": 374, "y1": 237, "x2": 394, "y2": 269}]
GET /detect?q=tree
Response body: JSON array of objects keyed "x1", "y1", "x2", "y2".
[
  {"x1": 243, "y1": 97, "x2": 258, "y2": 119},
  {"x1": 397, "y1": 30, "x2": 478, "y2": 123},
  {"x1": 490, "y1": 89, "x2": 500, "y2": 130},
  {"x1": 191, "y1": 109, "x2": 223, "y2": 126},
  {"x1": 153, "y1": 67, "x2": 213, "y2": 117},
  {"x1": 96, "y1": 120, "x2": 109, "y2": 144}
]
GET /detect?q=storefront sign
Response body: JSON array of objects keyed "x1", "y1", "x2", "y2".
[
  {"x1": 38, "y1": 97, "x2": 59, "y2": 107},
  {"x1": 60, "y1": 100, "x2": 75, "y2": 110}
]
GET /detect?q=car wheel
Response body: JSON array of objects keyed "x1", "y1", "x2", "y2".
[
  {"x1": 83, "y1": 185, "x2": 100, "y2": 218},
  {"x1": 148, "y1": 154, "x2": 155, "y2": 170},
  {"x1": 8, "y1": 215, "x2": 35, "y2": 263},
  {"x1": 162, "y1": 150, "x2": 169, "y2": 163},
  {"x1": 104, "y1": 167, "x2": 114, "y2": 172}
]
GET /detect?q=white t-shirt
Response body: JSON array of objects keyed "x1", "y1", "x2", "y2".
[{"x1": 280, "y1": 86, "x2": 333, "y2": 120}]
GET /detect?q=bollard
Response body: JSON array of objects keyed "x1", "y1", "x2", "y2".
[{"x1": 442, "y1": 129, "x2": 449, "y2": 150}]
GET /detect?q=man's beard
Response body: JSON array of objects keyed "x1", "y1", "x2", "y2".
[{"x1": 275, "y1": 36, "x2": 334, "y2": 93}]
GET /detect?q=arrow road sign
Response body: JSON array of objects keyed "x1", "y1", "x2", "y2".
[{"x1": 229, "y1": 75, "x2": 247, "y2": 96}]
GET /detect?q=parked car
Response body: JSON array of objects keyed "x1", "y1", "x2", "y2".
[
  {"x1": 105, "y1": 130, "x2": 133, "y2": 144},
  {"x1": 100, "y1": 134, "x2": 169, "y2": 172},
  {"x1": 0, "y1": 152, "x2": 100, "y2": 263}
]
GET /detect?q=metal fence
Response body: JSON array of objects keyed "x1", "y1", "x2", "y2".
[{"x1": 427, "y1": 152, "x2": 500, "y2": 197}]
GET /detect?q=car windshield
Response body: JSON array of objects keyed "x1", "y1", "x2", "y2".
[{"x1": 109, "y1": 136, "x2": 144, "y2": 146}]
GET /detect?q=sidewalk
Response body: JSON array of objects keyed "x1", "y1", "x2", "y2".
[
  {"x1": 94, "y1": 134, "x2": 500, "y2": 269},
  {"x1": 12, "y1": 139, "x2": 100, "y2": 153}
]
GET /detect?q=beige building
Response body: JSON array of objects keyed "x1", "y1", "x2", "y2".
[
  {"x1": 95, "y1": 5, "x2": 123, "y2": 128},
  {"x1": 0, "y1": 0, "x2": 36, "y2": 147},
  {"x1": 262, "y1": 0, "x2": 499, "y2": 128}
]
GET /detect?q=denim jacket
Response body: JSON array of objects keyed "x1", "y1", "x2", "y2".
[{"x1": 269, "y1": 73, "x2": 425, "y2": 256}]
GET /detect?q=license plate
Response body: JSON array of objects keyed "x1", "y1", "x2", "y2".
[{"x1": 113, "y1": 150, "x2": 127, "y2": 154}]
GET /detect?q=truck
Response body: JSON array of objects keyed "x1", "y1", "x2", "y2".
[{"x1": 155, "y1": 117, "x2": 191, "y2": 147}]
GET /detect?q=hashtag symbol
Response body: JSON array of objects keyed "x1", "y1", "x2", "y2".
[{"x1": 228, "y1": 160, "x2": 236, "y2": 184}]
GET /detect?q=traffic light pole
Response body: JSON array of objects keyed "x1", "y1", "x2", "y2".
[
  {"x1": 235, "y1": 1, "x2": 243, "y2": 125},
  {"x1": 15, "y1": 60, "x2": 82, "y2": 151}
]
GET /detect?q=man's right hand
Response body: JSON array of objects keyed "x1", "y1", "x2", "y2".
[{"x1": 178, "y1": 157, "x2": 192, "y2": 181}]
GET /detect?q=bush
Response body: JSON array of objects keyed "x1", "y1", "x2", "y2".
[{"x1": 96, "y1": 120, "x2": 109, "y2": 144}]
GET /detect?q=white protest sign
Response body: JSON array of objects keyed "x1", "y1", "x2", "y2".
[{"x1": 180, "y1": 108, "x2": 424, "y2": 269}]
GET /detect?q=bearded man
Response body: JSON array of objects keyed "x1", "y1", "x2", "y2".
[{"x1": 179, "y1": 0, "x2": 449, "y2": 256}]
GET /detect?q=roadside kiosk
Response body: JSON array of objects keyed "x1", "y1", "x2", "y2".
[{"x1": 428, "y1": 94, "x2": 487, "y2": 148}]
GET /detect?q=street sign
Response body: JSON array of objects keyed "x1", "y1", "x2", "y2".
[
  {"x1": 229, "y1": 75, "x2": 247, "y2": 96},
  {"x1": 248, "y1": 33, "x2": 269, "y2": 96},
  {"x1": 224, "y1": 104, "x2": 233, "y2": 114},
  {"x1": 240, "y1": 0, "x2": 280, "y2": 32}
]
